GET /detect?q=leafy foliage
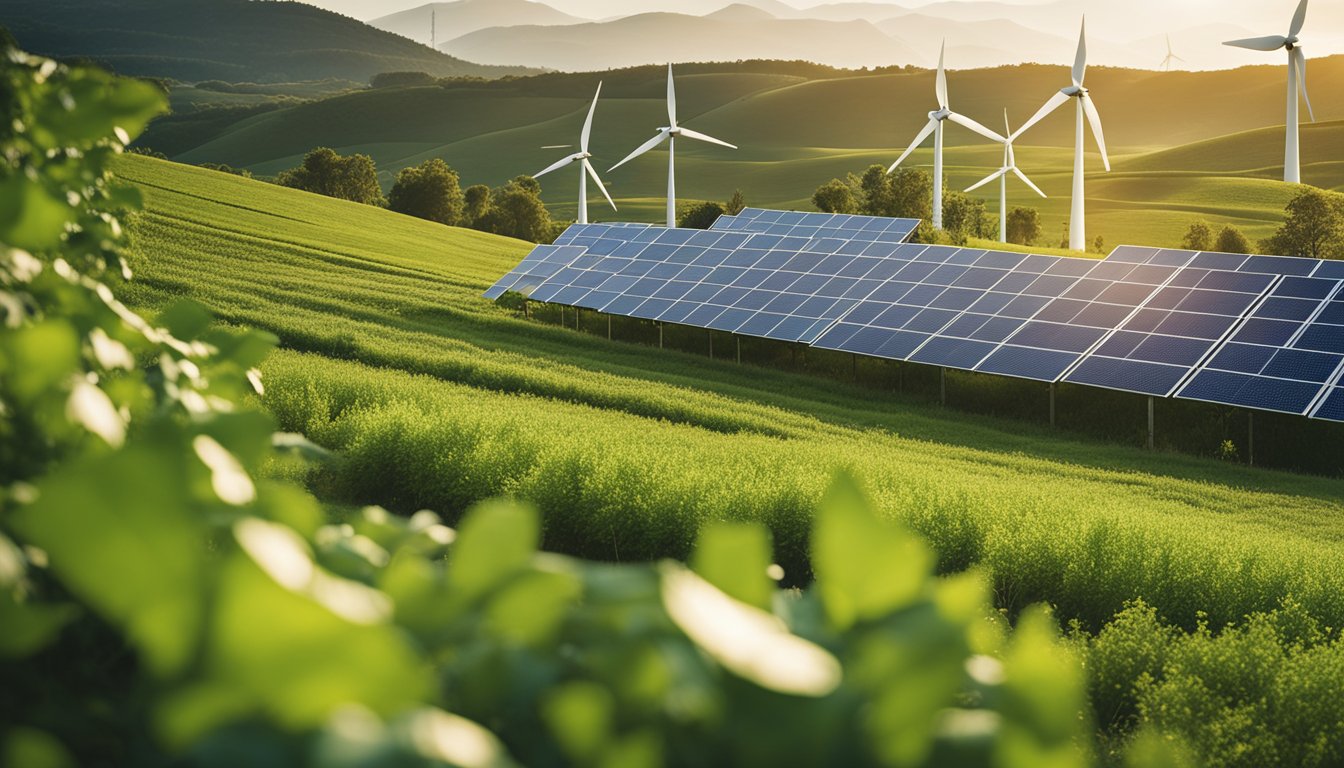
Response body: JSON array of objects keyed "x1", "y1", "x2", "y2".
[
  {"x1": 1260, "y1": 188, "x2": 1344, "y2": 260},
  {"x1": 1213, "y1": 225, "x2": 1251, "y2": 255},
  {"x1": 277, "y1": 147, "x2": 386, "y2": 207},
  {"x1": 678, "y1": 200, "x2": 726, "y2": 230},
  {"x1": 1006, "y1": 207, "x2": 1041, "y2": 246},
  {"x1": 469, "y1": 175, "x2": 556, "y2": 243},
  {"x1": 388, "y1": 157, "x2": 464, "y2": 227},
  {"x1": 812, "y1": 178, "x2": 857, "y2": 214},
  {"x1": 1181, "y1": 221, "x2": 1213, "y2": 252}
]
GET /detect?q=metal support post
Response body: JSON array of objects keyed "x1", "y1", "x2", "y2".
[
  {"x1": 523, "y1": 299, "x2": 529, "y2": 319},
  {"x1": 607, "y1": 315, "x2": 612, "y2": 340},
  {"x1": 1248, "y1": 411, "x2": 1255, "y2": 467},
  {"x1": 1147, "y1": 397, "x2": 1155, "y2": 451},
  {"x1": 575, "y1": 307, "x2": 581, "y2": 331},
  {"x1": 940, "y1": 368, "x2": 947, "y2": 407},
  {"x1": 852, "y1": 353, "x2": 858, "y2": 382},
  {"x1": 736, "y1": 337, "x2": 741, "y2": 365},
  {"x1": 1049, "y1": 383, "x2": 1057, "y2": 428},
  {"x1": 709, "y1": 330, "x2": 714, "y2": 359},
  {"x1": 659, "y1": 323, "x2": 664, "y2": 349}
]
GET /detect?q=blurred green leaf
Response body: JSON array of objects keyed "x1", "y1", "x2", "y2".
[
  {"x1": 448, "y1": 499, "x2": 539, "y2": 604},
  {"x1": 543, "y1": 682, "x2": 615, "y2": 764},
  {"x1": 1, "y1": 727, "x2": 74, "y2": 768},
  {"x1": 0, "y1": 593, "x2": 79, "y2": 658},
  {"x1": 0, "y1": 174, "x2": 70, "y2": 251},
  {"x1": 15, "y1": 443, "x2": 204, "y2": 676},
  {"x1": 691, "y1": 522, "x2": 774, "y2": 611},
  {"x1": 996, "y1": 607, "x2": 1090, "y2": 768},
  {"x1": 813, "y1": 473, "x2": 933, "y2": 631}
]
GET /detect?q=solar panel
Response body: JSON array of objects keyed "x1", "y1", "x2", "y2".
[
  {"x1": 482, "y1": 244, "x2": 590, "y2": 300},
  {"x1": 713, "y1": 208, "x2": 920, "y2": 244},
  {"x1": 1177, "y1": 276, "x2": 1344, "y2": 416},
  {"x1": 486, "y1": 214, "x2": 1344, "y2": 423}
]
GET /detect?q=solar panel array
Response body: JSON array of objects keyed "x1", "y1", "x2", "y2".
[{"x1": 483, "y1": 211, "x2": 1344, "y2": 423}]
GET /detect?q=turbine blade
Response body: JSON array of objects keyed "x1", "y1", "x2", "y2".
[
  {"x1": 581, "y1": 81, "x2": 602, "y2": 153},
  {"x1": 1294, "y1": 48, "x2": 1315, "y2": 122},
  {"x1": 936, "y1": 40, "x2": 948, "y2": 109},
  {"x1": 1003, "y1": 107, "x2": 1011, "y2": 137},
  {"x1": 1082, "y1": 93, "x2": 1110, "y2": 172},
  {"x1": 1012, "y1": 90, "x2": 1070, "y2": 141},
  {"x1": 609, "y1": 130, "x2": 669, "y2": 172},
  {"x1": 1073, "y1": 17, "x2": 1087, "y2": 87},
  {"x1": 949, "y1": 111, "x2": 1005, "y2": 143},
  {"x1": 534, "y1": 153, "x2": 581, "y2": 179},
  {"x1": 678, "y1": 127, "x2": 738, "y2": 150},
  {"x1": 1013, "y1": 167, "x2": 1048, "y2": 198},
  {"x1": 888, "y1": 118, "x2": 939, "y2": 173},
  {"x1": 965, "y1": 169, "x2": 1007, "y2": 193},
  {"x1": 1290, "y1": 0, "x2": 1308, "y2": 38},
  {"x1": 1223, "y1": 35, "x2": 1288, "y2": 51},
  {"x1": 584, "y1": 159, "x2": 617, "y2": 212},
  {"x1": 667, "y1": 63, "x2": 677, "y2": 127}
]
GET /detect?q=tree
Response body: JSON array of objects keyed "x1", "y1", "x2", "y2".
[
  {"x1": 463, "y1": 184, "x2": 491, "y2": 226},
  {"x1": 199, "y1": 162, "x2": 251, "y2": 178},
  {"x1": 857, "y1": 164, "x2": 894, "y2": 217},
  {"x1": 1260, "y1": 188, "x2": 1344, "y2": 259},
  {"x1": 388, "y1": 158, "x2": 464, "y2": 226},
  {"x1": 475, "y1": 175, "x2": 554, "y2": 243},
  {"x1": 679, "y1": 201, "x2": 726, "y2": 230},
  {"x1": 726, "y1": 189, "x2": 747, "y2": 215},
  {"x1": 1181, "y1": 221, "x2": 1213, "y2": 251},
  {"x1": 1214, "y1": 225, "x2": 1251, "y2": 255},
  {"x1": 276, "y1": 147, "x2": 386, "y2": 206},
  {"x1": 942, "y1": 190, "x2": 990, "y2": 243},
  {"x1": 1006, "y1": 207, "x2": 1041, "y2": 246},
  {"x1": 812, "y1": 179, "x2": 857, "y2": 214},
  {"x1": 1093, "y1": 235, "x2": 1105, "y2": 254},
  {"x1": 370, "y1": 71, "x2": 438, "y2": 89},
  {"x1": 888, "y1": 166, "x2": 933, "y2": 221}
]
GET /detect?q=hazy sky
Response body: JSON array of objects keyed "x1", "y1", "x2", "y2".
[{"x1": 309, "y1": 0, "x2": 1055, "y2": 22}]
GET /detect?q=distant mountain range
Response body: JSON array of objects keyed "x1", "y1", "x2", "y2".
[
  {"x1": 1, "y1": 0, "x2": 536, "y2": 84},
  {"x1": 361, "y1": 0, "x2": 1344, "y2": 73}
]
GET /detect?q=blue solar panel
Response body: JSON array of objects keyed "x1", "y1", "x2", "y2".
[
  {"x1": 483, "y1": 244, "x2": 590, "y2": 299},
  {"x1": 1177, "y1": 276, "x2": 1344, "y2": 415},
  {"x1": 712, "y1": 209, "x2": 920, "y2": 244}
]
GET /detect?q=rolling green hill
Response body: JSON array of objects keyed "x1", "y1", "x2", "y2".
[
  {"x1": 1, "y1": 0, "x2": 535, "y2": 83},
  {"x1": 112, "y1": 154, "x2": 1344, "y2": 638},
  {"x1": 138, "y1": 58, "x2": 1344, "y2": 249}
]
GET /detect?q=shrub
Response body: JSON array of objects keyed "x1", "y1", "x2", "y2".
[
  {"x1": 1006, "y1": 207, "x2": 1040, "y2": 246},
  {"x1": 813, "y1": 178, "x2": 857, "y2": 214},
  {"x1": 678, "y1": 200, "x2": 726, "y2": 229},
  {"x1": 276, "y1": 147, "x2": 386, "y2": 207},
  {"x1": 1181, "y1": 221, "x2": 1213, "y2": 251},
  {"x1": 1213, "y1": 225, "x2": 1251, "y2": 255},
  {"x1": 388, "y1": 157, "x2": 464, "y2": 226}
]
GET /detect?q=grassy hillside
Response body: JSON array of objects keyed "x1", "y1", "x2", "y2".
[
  {"x1": 140, "y1": 59, "x2": 1344, "y2": 249},
  {"x1": 3, "y1": 0, "x2": 535, "y2": 83},
  {"x1": 113, "y1": 154, "x2": 1344, "y2": 638}
]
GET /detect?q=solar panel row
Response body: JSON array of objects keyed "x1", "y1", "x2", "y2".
[{"x1": 482, "y1": 212, "x2": 1344, "y2": 422}]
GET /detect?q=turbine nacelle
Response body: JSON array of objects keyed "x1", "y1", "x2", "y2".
[{"x1": 929, "y1": 107, "x2": 953, "y2": 122}]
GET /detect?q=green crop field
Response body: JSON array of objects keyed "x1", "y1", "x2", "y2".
[
  {"x1": 142, "y1": 59, "x2": 1344, "y2": 252},
  {"x1": 114, "y1": 154, "x2": 1344, "y2": 641}
]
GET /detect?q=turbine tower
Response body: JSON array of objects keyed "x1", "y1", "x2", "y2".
[
  {"x1": 888, "y1": 41, "x2": 1004, "y2": 230},
  {"x1": 965, "y1": 110, "x2": 1046, "y2": 244},
  {"x1": 1224, "y1": 0, "x2": 1314, "y2": 184},
  {"x1": 1161, "y1": 35, "x2": 1185, "y2": 71},
  {"x1": 534, "y1": 82, "x2": 617, "y2": 225},
  {"x1": 610, "y1": 64, "x2": 738, "y2": 228},
  {"x1": 1014, "y1": 19, "x2": 1109, "y2": 251}
]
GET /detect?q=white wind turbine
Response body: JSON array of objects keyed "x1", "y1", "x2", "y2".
[
  {"x1": 965, "y1": 110, "x2": 1046, "y2": 243},
  {"x1": 1014, "y1": 18, "x2": 1109, "y2": 251},
  {"x1": 888, "y1": 42, "x2": 1003, "y2": 230},
  {"x1": 610, "y1": 64, "x2": 737, "y2": 228},
  {"x1": 1224, "y1": 0, "x2": 1315, "y2": 184},
  {"x1": 533, "y1": 82, "x2": 617, "y2": 225},
  {"x1": 1161, "y1": 35, "x2": 1185, "y2": 71}
]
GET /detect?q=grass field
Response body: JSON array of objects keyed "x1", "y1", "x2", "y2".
[{"x1": 114, "y1": 154, "x2": 1344, "y2": 640}]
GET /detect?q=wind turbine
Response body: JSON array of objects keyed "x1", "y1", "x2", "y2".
[
  {"x1": 1161, "y1": 35, "x2": 1185, "y2": 71},
  {"x1": 610, "y1": 64, "x2": 737, "y2": 228},
  {"x1": 533, "y1": 82, "x2": 616, "y2": 225},
  {"x1": 1014, "y1": 18, "x2": 1109, "y2": 251},
  {"x1": 1224, "y1": 0, "x2": 1314, "y2": 184},
  {"x1": 965, "y1": 110, "x2": 1046, "y2": 244},
  {"x1": 888, "y1": 41, "x2": 1004, "y2": 230}
]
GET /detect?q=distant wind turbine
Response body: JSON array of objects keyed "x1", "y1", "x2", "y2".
[
  {"x1": 1224, "y1": 0, "x2": 1314, "y2": 184},
  {"x1": 1014, "y1": 18, "x2": 1109, "y2": 251},
  {"x1": 888, "y1": 41, "x2": 1003, "y2": 231},
  {"x1": 610, "y1": 64, "x2": 737, "y2": 228},
  {"x1": 533, "y1": 82, "x2": 617, "y2": 225},
  {"x1": 966, "y1": 110, "x2": 1046, "y2": 244},
  {"x1": 1161, "y1": 35, "x2": 1185, "y2": 71}
]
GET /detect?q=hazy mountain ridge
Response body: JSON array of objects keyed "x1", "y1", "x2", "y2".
[
  {"x1": 0, "y1": 0, "x2": 537, "y2": 83},
  {"x1": 371, "y1": 0, "x2": 1344, "y2": 73},
  {"x1": 368, "y1": 0, "x2": 590, "y2": 46}
]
